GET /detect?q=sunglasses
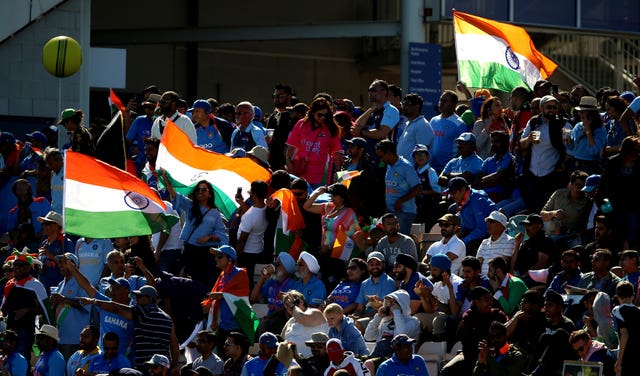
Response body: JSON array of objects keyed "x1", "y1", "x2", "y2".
[
  {"x1": 215, "y1": 253, "x2": 227, "y2": 259},
  {"x1": 438, "y1": 222, "x2": 453, "y2": 228},
  {"x1": 197, "y1": 187, "x2": 209, "y2": 193},
  {"x1": 544, "y1": 105, "x2": 558, "y2": 110},
  {"x1": 308, "y1": 344, "x2": 324, "y2": 349}
]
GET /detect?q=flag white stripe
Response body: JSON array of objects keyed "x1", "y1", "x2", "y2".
[{"x1": 65, "y1": 178, "x2": 164, "y2": 213}]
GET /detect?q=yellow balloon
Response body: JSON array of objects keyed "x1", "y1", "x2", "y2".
[{"x1": 42, "y1": 36, "x2": 82, "y2": 78}]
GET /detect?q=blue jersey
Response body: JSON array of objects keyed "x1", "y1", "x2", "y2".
[{"x1": 384, "y1": 156, "x2": 421, "y2": 214}]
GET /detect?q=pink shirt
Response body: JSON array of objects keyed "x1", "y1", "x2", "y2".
[{"x1": 286, "y1": 119, "x2": 342, "y2": 184}]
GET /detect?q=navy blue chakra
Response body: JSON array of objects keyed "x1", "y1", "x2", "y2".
[{"x1": 505, "y1": 46, "x2": 520, "y2": 70}]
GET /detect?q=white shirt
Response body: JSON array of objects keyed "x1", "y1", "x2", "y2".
[
  {"x1": 238, "y1": 205, "x2": 268, "y2": 254},
  {"x1": 151, "y1": 111, "x2": 197, "y2": 144},
  {"x1": 522, "y1": 120, "x2": 564, "y2": 177},
  {"x1": 426, "y1": 235, "x2": 466, "y2": 275},
  {"x1": 476, "y1": 231, "x2": 515, "y2": 275},
  {"x1": 432, "y1": 273, "x2": 464, "y2": 304},
  {"x1": 151, "y1": 201, "x2": 183, "y2": 251}
]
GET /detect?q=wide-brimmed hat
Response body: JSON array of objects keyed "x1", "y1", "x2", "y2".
[
  {"x1": 36, "y1": 324, "x2": 60, "y2": 342},
  {"x1": 37, "y1": 211, "x2": 63, "y2": 227}
]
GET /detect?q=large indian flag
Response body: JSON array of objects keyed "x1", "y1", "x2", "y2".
[
  {"x1": 453, "y1": 10, "x2": 557, "y2": 92},
  {"x1": 156, "y1": 120, "x2": 272, "y2": 219},
  {"x1": 64, "y1": 151, "x2": 178, "y2": 237}
]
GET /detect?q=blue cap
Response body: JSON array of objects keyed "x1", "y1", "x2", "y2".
[
  {"x1": 620, "y1": 91, "x2": 636, "y2": 103},
  {"x1": 253, "y1": 106, "x2": 263, "y2": 121},
  {"x1": 345, "y1": 137, "x2": 367, "y2": 148},
  {"x1": 0, "y1": 132, "x2": 16, "y2": 144},
  {"x1": 189, "y1": 99, "x2": 211, "y2": 113},
  {"x1": 63, "y1": 252, "x2": 79, "y2": 266},
  {"x1": 582, "y1": 174, "x2": 601, "y2": 193},
  {"x1": 391, "y1": 334, "x2": 416, "y2": 347},
  {"x1": 25, "y1": 131, "x2": 47, "y2": 146},
  {"x1": 211, "y1": 245, "x2": 237, "y2": 261},
  {"x1": 132, "y1": 285, "x2": 158, "y2": 299},
  {"x1": 108, "y1": 277, "x2": 131, "y2": 290},
  {"x1": 411, "y1": 144, "x2": 430, "y2": 157},
  {"x1": 456, "y1": 132, "x2": 476, "y2": 144},
  {"x1": 259, "y1": 332, "x2": 278, "y2": 348}
]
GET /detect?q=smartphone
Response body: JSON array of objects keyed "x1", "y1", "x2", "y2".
[{"x1": 236, "y1": 187, "x2": 242, "y2": 196}]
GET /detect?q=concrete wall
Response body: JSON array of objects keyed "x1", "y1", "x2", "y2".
[{"x1": 0, "y1": 0, "x2": 83, "y2": 119}]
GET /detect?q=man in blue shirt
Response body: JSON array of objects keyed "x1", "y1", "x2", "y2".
[
  {"x1": 87, "y1": 331, "x2": 131, "y2": 374},
  {"x1": 375, "y1": 140, "x2": 421, "y2": 235},
  {"x1": 191, "y1": 99, "x2": 231, "y2": 154},
  {"x1": 293, "y1": 252, "x2": 326, "y2": 308},
  {"x1": 430, "y1": 91, "x2": 467, "y2": 172},
  {"x1": 353, "y1": 79, "x2": 400, "y2": 163},
  {"x1": 66, "y1": 325, "x2": 100, "y2": 376},
  {"x1": 126, "y1": 93, "x2": 159, "y2": 174},
  {"x1": 438, "y1": 132, "x2": 484, "y2": 189},
  {"x1": 376, "y1": 334, "x2": 428, "y2": 376},
  {"x1": 397, "y1": 94, "x2": 434, "y2": 162},
  {"x1": 75, "y1": 237, "x2": 112, "y2": 288},
  {"x1": 354, "y1": 251, "x2": 396, "y2": 318},
  {"x1": 0, "y1": 330, "x2": 29, "y2": 376},
  {"x1": 50, "y1": 253, "x2": 91, "y2": 360},
  {"x1": 34, "y1": 325, "x2": 66, "y2": 376},
  {"x1": 241, "y1": 332, "x2": 286, "y2": 376}
]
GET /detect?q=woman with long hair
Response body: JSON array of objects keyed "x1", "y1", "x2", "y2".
[
  {"x1": 565, "y1": 96, "x2": 607, "y2": 174},
  {"x1": 604, "y1": 96, "x2": 637, "y2": 157},
  {"x1": 160, "y1": 173, "x2": 228, "y2": 288},
  {"x1": 285, "y1": 98, "x2": 344, "y2": 188},
  {"x1": 325, "y1": 258, "x2": 369, "y2": 314},
  {"x1": 473, "y1": 96, "x2": 511, "y2": 159}
]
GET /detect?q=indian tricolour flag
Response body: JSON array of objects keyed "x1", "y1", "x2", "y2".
[
  {"x1": 271, "y1": 188, "x2": 306, "y2": 259},
  {"x1": 108, "y1": 88, "x2": 126, "y2": 115},
  {"x1": 64, "y1": 151, "x2": 178, "y2": 238},
  {"x1": 453, "y1": 10, "x2": 557, "y2": 92},
  {"x1": 156, "y1": 120, "x2": 272, "y2": 219}
]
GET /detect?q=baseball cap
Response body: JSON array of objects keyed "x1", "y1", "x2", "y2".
[
  {"x1": 108, "y1": 277, "x2": 131, "y2": 290},
  {"x1": 305, "y1": 332, "x2": 329, "y2": 346},
  {"x1": 25, "y1": 131, "x2": 47, "y2": 146},
  {"x1": 582, "y1": 174, "x2": 601, "y2": 193},
  {"x1": 411, "y1": 144, "x2": 430, "y2": 157},
  {"x1": 520, "y1": 214, "x2": 543, "y2": 226},
  {"x1": 485, "y1": 211, "x2": 508, "y2": 227},
  {"x1": 367, "y1": 251, "x2": 385, "y2": 263},
  {"x1": 58, "y1": 108, "x2": 76, "y2": 124},
  {"x1": 210, "y1": 245, "x2": 237, "y2": 262},
  {"x1": 456, "y1": 132, "x2": 476, "y2": 144},
  {"x1": 0, "y1": 132, "x2": 16, "y2": 145},
  {"x1": 259, "y1": 332, "x2": 278, "y2": 348},
  {"x1": 345, "y1": 137, "x2": 367, "y2": 148},
  {"x1": 62, "y1": 252, "x2": 79, "y2": 266},
  {"x1": 534, "y1": 80, "x2": 552, "y2": 91},
  {"x1": 391, "y1": 334, "x2": 416, "y2": 347},
  {"x1": 142, "y1": 93, "x2": 161, "y2": 106},
  {"x1": 145, "y1": 354, "x2": 170, "y2": 368},
  {"x1": 540, "y1": 95, "x2": 558, "y2": 107},
  {"x1": 189, "y1": 99, "x2": 212, "y2": 113},
  {"x1": 132, "y1": 285, "x2": 158, "y2": 299},
  {"x1": 438, "y1": 213, "x2": 460, "y2": 226}
]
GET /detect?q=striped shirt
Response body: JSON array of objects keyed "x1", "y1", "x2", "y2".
[
  {"x1": 132, "y1": 304, "x2": 173, "y2": 367},
  {"x1": 476, "y1": 232, "x2": 515, "y2": 275}
]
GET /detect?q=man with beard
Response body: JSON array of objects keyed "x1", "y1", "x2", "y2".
[
  {"x1": 66, "y1": 325, "x2": 100, "y2": 376},
  {"x1": 250, "y1": 252, "x2": 297, "y2": 334},
  {"x1": 424, "y1": 213, "x2": 466, "y2": 275},
  {"x1": 396, "y1": 93, "x2": 434, "y2": 162},
  {"x1": 293, "y1": 332, "x2": 330, "y2": 376},
  {"x1": 519, "y1": 95, "x2": 568, "y2": 212},
  {"x1": 266, "y1": 83, "x2": 295, "y2": 170},
  {"x1": 150, "y1": 91, "x2": 197, "y2": 144},
  {"x1": 474, "y1": 321, "x2": 526, "y2": 376},
  {"x1": 488, "y1": 257, "x2": 527, "y2": 317},
  {"x1": 353, "y1": 252, "x2": 396, "y2": 319},
  {"x1": 453, "y1": 256, "x2": 492, "y2": 318},
  {"x1": 375, "y1": 213, "x2": 418, "y2": 274},
  {"x1": 393, "y1": 253, "x2": 434, "y2": 332},
  {"x1": 547, "y1": 249, "x2": 583, "y2": 295},
  {"x1": 293, "y1": 252, "x2": 326, "y2": 308}
]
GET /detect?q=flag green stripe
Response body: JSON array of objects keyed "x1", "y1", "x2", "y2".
[
  {"x1": 65, "y1": 208, "x2": 178, "y2": 238},
  {"x1": 458, "y1": 60, "x2": 526, "y2": 92},
  {"x1": 161, "y1": 173, "x2": 237, "y2": 220}
]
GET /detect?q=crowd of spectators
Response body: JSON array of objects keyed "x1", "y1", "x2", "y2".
[{"x1": 1, "y1": 76, "x2": 640, "y2": 376}]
